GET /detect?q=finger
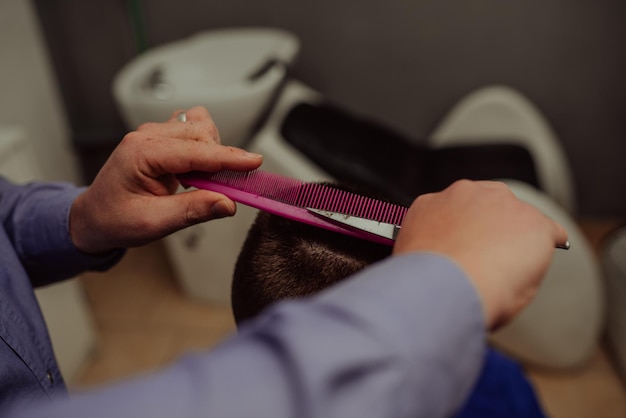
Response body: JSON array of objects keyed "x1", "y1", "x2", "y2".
[
  {"x1": 139, "y1": 139, "x2": 262, "y2": 176},
  {"x1": 468, "y1": 180, "x2": 516, "y2": 196},
  {"x1": 473, "y1": 179, "x2": 509, "y2": 188},
  {"x1": 167, "y1": 109, "x2": 189, "y2": 123},
  {"x1": 185, "y1": 106, "x2": 215, "y2": 123},
  {"x1": 146, "y1": 189, "x2": 237, "y2": 234},
  {"x1": 185, "y1": 107, "x2": 222, "y2": 144},
  {"x1": 552, "y1": 219, "x2": 570, "y2": 249},
  {"x1": 167, "y1": 106, "x2": 214, "y2": 123},
  {"x1": 138, "y1": 117, "x2": 221, "y2": 144}
]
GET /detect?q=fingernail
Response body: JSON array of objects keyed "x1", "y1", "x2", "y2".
[
  {"x1": 211, "y1": 200, "x2": 235, "y2": 219},
  {"x1": 244, "y1": 152, "x2": 263, "y2": 159}
]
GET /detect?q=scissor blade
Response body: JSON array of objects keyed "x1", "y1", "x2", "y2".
[{"x1": 306, "y1": 208, "x2": 400, "y2": 240}]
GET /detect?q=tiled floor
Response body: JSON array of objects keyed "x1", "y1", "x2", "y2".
[{"x1": 71, "y1": 220, "x2": 626, "y2": 416}]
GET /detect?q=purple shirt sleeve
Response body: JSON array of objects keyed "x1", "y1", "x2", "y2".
[
  {"x1": 0, "y1": 178, "x2": 124, "y2": 285},
  {"x1": 10, "y1": 253, "x2": 487, "y2": 418}
]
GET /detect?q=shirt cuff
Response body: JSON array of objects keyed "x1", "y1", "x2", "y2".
[{"x1": 17, "y1": 185, "x2": 125, "y2": 286}]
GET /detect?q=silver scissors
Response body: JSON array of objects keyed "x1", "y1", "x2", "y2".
[{"x1": 306, "y1": 208, "x2": 401, "y2": 241}]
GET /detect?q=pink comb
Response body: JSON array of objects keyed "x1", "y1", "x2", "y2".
[{"x1": 177, "y1": 169, "x2": 408, "y2": 245}]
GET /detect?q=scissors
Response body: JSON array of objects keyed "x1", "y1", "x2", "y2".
[{"x1": 307, "y1": 208, "x2": 401, "y2": 242}]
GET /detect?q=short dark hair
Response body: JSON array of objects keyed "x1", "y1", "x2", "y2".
[{"x1": 231, "y1": 184, "x2": 394, "y2": 325}]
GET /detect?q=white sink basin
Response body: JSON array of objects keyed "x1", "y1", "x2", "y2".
[{"x1": 113, "y1": 27, "x2": 299, "y2": 146}]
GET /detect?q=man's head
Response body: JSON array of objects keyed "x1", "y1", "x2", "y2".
[{"x1": 231, "y1": 184, "x2": 394, "y2": 325}]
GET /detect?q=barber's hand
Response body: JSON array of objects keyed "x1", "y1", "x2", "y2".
[
  {"x1": 393, "y1": 179, "x2": 568, "y2": 330},
  {"x1": 69, "y1": 106, "x2": 263, "y2": 254}
]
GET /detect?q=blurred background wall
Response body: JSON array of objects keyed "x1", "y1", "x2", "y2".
[
  {"x1": 32, "y1": 0, "x2": 626, "y2": 217},
  {"x1": 0, "y1": 0, "x2": 80, "y2": 183}
]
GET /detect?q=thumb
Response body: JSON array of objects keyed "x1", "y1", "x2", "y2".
[{"x1": 157, "y1": 189, "x2": 237, "y2": 231}]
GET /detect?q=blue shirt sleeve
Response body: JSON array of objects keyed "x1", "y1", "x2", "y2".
[
  {"x1": 0, "y1": 178, "x2": 124, "y2": 286},
  {"x1": 9, "y1": 253, "x2": 487, "y2": 418}
]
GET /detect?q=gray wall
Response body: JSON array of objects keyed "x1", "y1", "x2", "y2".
[{"x1": 34, "y1": 0, "x2": 626, "y2": 217}]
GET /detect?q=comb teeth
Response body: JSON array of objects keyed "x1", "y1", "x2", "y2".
[
  {"x1": 190, "y1": 169, "x2": 407, "y2": 225},
  {"x1": 206, "y1": 170, "x2": 305, "y2": 203},
  {"x1": 295, "y1": 183, "x2": 406, "y2": 225}
]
